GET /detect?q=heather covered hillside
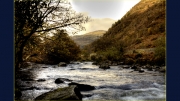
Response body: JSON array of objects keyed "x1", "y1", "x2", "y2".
[{"x1": 83, "y1": 0, "x2": 166, "y2": 65}]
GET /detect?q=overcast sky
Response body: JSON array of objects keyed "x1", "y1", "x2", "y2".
[{"x1": 69, "y1": 0, "x2": 140, "y2": 35}]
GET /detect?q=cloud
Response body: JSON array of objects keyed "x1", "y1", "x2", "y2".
[
  {"x1": 70, "y1": 0, "x2": 140, "y2": 20},
  {"x1": 68, "y1": 0, "x2": 141, "y2": 35},
  {"x1": 77, "y1": 17, "x2": 116, "y2": 35}
]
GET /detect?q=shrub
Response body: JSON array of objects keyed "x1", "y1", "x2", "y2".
[{"x1": 154, "y1": 37, "x2": 166, "y2": 65}]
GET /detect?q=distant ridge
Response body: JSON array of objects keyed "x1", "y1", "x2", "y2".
[{"x1": 70, "y1": 30, "x2": 106, "y2": 48}]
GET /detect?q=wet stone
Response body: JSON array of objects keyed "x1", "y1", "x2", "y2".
[
  {"x1": 37, "y1": 79, "x2": 46, "y2": 82},
  {"x1": 55, "y1": 78, "x2": 64, "y2": 84},
  {"x1": 68, "y1": 82, "x2": 95, "y2": 91}
]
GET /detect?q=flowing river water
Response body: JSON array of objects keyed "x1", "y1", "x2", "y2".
[{"x1": 16, "y1": 62, "x2": 166, "y2": 101}]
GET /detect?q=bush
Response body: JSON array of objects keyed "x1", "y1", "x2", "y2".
[
  {"x1": 154, "y1": 37, "x2": 165, "y2": 65},
  {"x1": 24, "y1": 31, "x2": 81, "y2": 64}
]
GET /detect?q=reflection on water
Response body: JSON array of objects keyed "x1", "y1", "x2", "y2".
[{"x1": 17, "y1": 62, "x2": 166, "y2": 100}]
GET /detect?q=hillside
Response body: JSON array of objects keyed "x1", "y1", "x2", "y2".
[
  {"x1": 70, "y1": 30, "x2": 106, "y2": 48},
  {"x1": 83, "y1": 0, "x2": 166, "y2": 65}
]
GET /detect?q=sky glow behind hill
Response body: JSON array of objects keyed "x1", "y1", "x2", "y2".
[{"x1": 69, "y1": 0, "x2": 140, "y2": 35}]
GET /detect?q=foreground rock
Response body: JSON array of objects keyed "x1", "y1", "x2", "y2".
[
  {"x1": 35, "y1": 85, "x2": 82, "y2": 100},
  {"x1": 68, "y1": 82, "x2": 95, "y2": 91}
]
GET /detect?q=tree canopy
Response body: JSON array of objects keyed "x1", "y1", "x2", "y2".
[{"x1": 15, "y1": 0, "x2": 89, "y2": 68}]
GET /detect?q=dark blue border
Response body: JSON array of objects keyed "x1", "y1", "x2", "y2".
[
  {"x1": 167, "y1": 0, "x2": 180, "y2": 100},
  {"x1": 0, "y1": 0, "x2": 13, "y2": 101}
]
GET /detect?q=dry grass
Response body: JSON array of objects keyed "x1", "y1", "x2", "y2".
[
  {"x1": 102, "y1": 0, "x2": 166, "y2": 51},
  {"x1": 87, "y1": 0, "x2": 166, "y2": 64}
]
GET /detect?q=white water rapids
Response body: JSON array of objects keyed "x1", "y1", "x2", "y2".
[{"x1": 17, "y1": 62, "x2": 166, "y2": 101}]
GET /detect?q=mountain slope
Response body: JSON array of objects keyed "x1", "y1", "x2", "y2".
[
  {"x1": 71, "y1": 30, "x2": 106, "y2": 48},
  {"x1": 84, "y1": 0, "x2": 166, "y2": 65}
]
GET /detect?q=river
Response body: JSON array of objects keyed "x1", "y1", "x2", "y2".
[{"x1": 16, "y1": 62, "x2": 166, "y2": 101}]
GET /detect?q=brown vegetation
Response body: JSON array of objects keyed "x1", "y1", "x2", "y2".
[
  {"x1": 23, "y1": 30, "x2": 81, "y2": 64},
  {"x1": 83, "y1": 0, "x2": 166, "y2": 65}
]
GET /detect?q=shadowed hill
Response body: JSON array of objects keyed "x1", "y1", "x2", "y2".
[{"x1": 70, "y1": 30, "x2": 106, "y2": 48}]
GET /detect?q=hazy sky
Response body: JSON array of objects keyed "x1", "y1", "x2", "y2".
[{"x1": 69, "y1": 0, "x2": 140, "y2": 35}]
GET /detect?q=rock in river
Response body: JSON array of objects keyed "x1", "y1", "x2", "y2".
[
  {"x1": 99, "y1": 64, "x2": 110, "y2": 69},
  {"x1": 68, "y1": 82, "x2": 95, "y2": 91},
  {"x1": 55, "y1": 78, "x2": 64, "y2": 84},
  {"x1": 37, "y1": 79, "x2": 46, "y2": 82},
  {"x1": 55, "y1": 78, "x2": 72, "y2": 84},
  {"x1": 92, "y1": 62, "x2": 98, "y2": 65},
  {"x1": 139, "y1": 69, "x2": 145, "y2": 73},
  {"x1": 131, "y1": 65, "x2": 137, "y2": 69},
  {"x1": 35, "y1": 85, "x2": 82, "y2": 100},
  {"x1": 58, "y1": 62, "x2": 67, "y2": 67}
]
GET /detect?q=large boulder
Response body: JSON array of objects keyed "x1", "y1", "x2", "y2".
[
  {"x1": 99, "y1": 64, "x2": 110, "y2": 69},
  {"x1": 68, "y1": 82, "x2": 95, "y2": 91},
  {"x1": 58, "y1": 62, "x2": 67, "y2": 67},
  {"x1": 35, "y1": 85, "x2": 82, "y2": 100}
]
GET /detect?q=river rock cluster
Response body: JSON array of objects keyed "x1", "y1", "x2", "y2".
[
  {"x1": 94, "y1": 61, "x2": 166, "y2": 73},
  {"x1": 34, "y1": 81, "x2": 95, "y2": 100},
  {"x1": 15, "y1": 61, "x2": 165, "y2": 100}
]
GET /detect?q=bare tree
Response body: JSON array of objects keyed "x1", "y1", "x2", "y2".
[{"x1": 15, "y1": 0, "x2": 89, "y2": 69}]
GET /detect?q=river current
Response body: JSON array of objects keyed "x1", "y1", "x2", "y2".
[{"x1": 16, "y1": 62, "x2": 166, "y2": 101}]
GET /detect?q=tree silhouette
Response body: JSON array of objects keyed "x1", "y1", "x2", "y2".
[{"x1": 15, "y1": 0, "x2": 89, "y2": 69}]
